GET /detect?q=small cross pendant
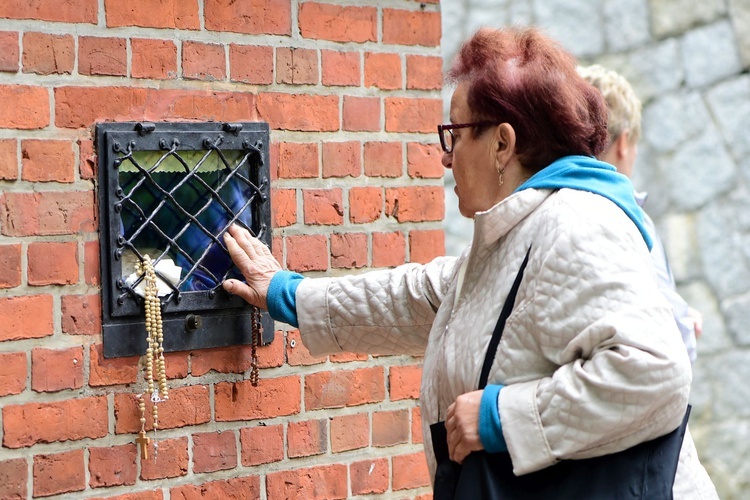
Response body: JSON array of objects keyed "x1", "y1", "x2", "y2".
[{"x1": 136, "y1": 430, "x2": 150, "y2": 460}]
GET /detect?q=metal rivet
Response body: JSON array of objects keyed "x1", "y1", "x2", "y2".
[{"x1": 290, "y1": 339, "x2": 296, "y2": 348}]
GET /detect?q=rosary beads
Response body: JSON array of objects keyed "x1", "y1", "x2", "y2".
[{"x1": 250, "y1": 306, "x2": 262, "y2": 386}]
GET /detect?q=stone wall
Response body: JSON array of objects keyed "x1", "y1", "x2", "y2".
[{"x1": 441, "y1": 1, "x2": 750, "y2": 497}]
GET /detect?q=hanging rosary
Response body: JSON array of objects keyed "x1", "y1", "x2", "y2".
[
  {"x1": 250, "y1": 306, "x2": 262, "y2": 386},
  {"x1": 135, "y1": 255, "x2": 168, "y2": 460}
]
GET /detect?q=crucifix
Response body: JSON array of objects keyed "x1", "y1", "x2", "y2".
[{"x1": 136, "y1": 430, "x2": 150, "y2": 460}]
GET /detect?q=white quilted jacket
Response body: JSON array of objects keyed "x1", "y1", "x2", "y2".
[{"x1": 296, "y1": 187, "x2": 717, "y2": 498}]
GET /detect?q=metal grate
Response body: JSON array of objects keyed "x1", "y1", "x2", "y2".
[{"x1": 98, "y1": 122, "x2": 273, "y2": 358}]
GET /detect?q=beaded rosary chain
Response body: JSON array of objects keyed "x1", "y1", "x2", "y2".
[{"x1": 250, "y1": 306, "x2": 262, "y2": 386}]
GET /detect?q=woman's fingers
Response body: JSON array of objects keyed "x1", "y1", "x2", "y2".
[
  {"x1": 445, "y1": 391, "x2": 485, "y2": 464},
  {"x1": 222, "y1": 225, "x2": 281, "y2": 310}
]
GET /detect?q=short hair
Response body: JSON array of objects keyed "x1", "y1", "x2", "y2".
[
  {"x1": 447, "y1": 27, "x2": 608, "y2": 172},
  {"x1": 577, "y1": 64, "x2": 642, "y2": 145}
]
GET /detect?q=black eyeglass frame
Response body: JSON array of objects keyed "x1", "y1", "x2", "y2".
[{"x1": 437, "y1": 121, "x2": 499, "y2": 153}]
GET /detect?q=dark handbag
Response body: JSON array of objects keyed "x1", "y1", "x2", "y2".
[{"x1": 430, "y1": 247, "x2": 691, "y2": 500}]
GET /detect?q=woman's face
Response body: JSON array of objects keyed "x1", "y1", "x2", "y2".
[{"x1": 442, "y1": 83, "x2": 504, "y2": 218}]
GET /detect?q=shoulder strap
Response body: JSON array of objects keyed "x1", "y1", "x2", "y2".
[{"x1": 478, "y1": 246, "x2": 531, "y2": 390}]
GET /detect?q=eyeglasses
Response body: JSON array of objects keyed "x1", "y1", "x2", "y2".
[{"x1": 437, "y1": 121, "x2": 498, "y2": 153}]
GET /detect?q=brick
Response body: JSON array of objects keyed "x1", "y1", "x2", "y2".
[
  {"x1": 204, "y1": 0, "x2": 291, "y2": 35},
  {"x1": 0, "y1": 458, "x2": 27, "y2": 499},
  {"x1": 383, "y1": 9, "x2": 441, "y2": 47},
  {"x1": 372, "y1": 232, "x2": 406, "y2": 268},
  {"x1": 165, "y1": 351, "x2": 190, "y2": 379},
  {"x1": 303, "y1": 189, "x2": 344, "y2": 225},
  {"x1": 78, "y1": 36, "x2": 127, "y2": 76},
  {"x1": 410, "y1": 229, "x2": 445, "y2": 263},
  {"x1": 322, "y1": 141, "x2": 360, "y2": 178},
  {"x1": 192, "y1": 431, "x2": 237, "y2": 473},
  {"x1": 190, "y1": 345, "x2": 254, "y2": 376},
  {"x1": 373, "y1": 409, "x2": 409, "y2": 447},
  {"x1": 365, "y1": 142, "x2": 403, "y2": 177},
  {"x1": 351, "y1": 458, "x2": 389, "y2": 495},
  {"x1": 140, "y1": 437, "x2": 188, "y2": 480},
  {"x1": 27, "y1": 241, "x2": 78, "y2": 285},
  {"x1": 257, "y1": 93, "x2": 339, "y2": 132},
  {"x1": 408, "y1": 142, "x2": 443, "y2": 179},
  {"x1": 386, "y1": 186, "x2": 444, "y2": 222},
  {"x1": 278, "y1": 142, "x2": 319, "y2": 178},
  {"x1": 299, "y1": 3, "x2": 376, "y2": 43},
  {"x1": 277, "y1": 47, "x2": 318, "y2": 85},
  {"x1": 88, "y1": 491, "x2": 163, "y2": 500},
  {"x1": 412, "y1": 406, "x2": 423, "y2": 443},
  {"x1": 215, "y1": 376, "x2": 301, "y2": 421},
  {"x1": 392, "y1": 452, "x2": 430, "y2": 490},
  {"x1": 0, "y1": 0, "x2": 97, "y2": 23},
  {"x1": 61, "y1": 294, "x2": 101, "y2": 335},
  {"x1": 407, "y1": 55, "x2": 443, "y2": 90},
  {"x1": 349, "y1": 187, "x2": 383, "y2": 224},
  {"x1": 385, "y1": 97, "x2": 442, "y2": 133},
  {"x1": 0, "y1": 138, "x2": 17, "y2": 179},
  {"x1": 3, "y1": 396, "x2": 107, "y2": 448},
  {"x1": 272, "y1": 188, "x2": 296, "y2": 228},
  {"x1": 229, "y1": 44, "x2": 273, "y2": 84},
  {"x1": 131, "y1": 38, "x2": 177, "y2": 80},
  {"x1": 331, "y1": 233, "x2": 367, "y2": 269},
  {"x1": 21, "y1": 139, "x2": 75, "y2": 182},
  {"x1": 84, "y1": 240, "x2": 100, "y2": 285},
  {"x1": 258, "y1": 333, "x2": 285, "y2": 369},
  {"x1": 305, "y1": 367, "x2": 385, "y2": 410},
  {"x1": 31, "y1": 346, "x2": 84, "y2": 393},
  {"x1": 0, "y1": 85, "x2": 49, "y2": 129},
  {"x1": 286, "y1": 329, "x2": 325, "y2": 366},
  {"x1": 115, "y1": 385, "x2": 210, "y2": 433},
  {"x1": 0, "y1": 191, "x2": 95, "y2": 236},
  {"x1": 0, "y1": 31, "x2": 19, "y2": 72},
  {"x1": 171, "y1": 476, "x2": 261, "y2": 500},
  {"x1": 240, "y1": 424, "x2": 284, "y2": 466},
  {"x1": 272, "y1": 235, "x2": 282, "y2": 264},
  {"x1": 22, "y1": 32, "x2": 74, "y2": 75},
  {"x1": 322, "y1": 50, "x2": 360, "y2": 86},
  {"x1": 78, "y1": 138, "x2": 96, "y2": 179},
  {"x1": 365, "y1": 52, "x2": 402, "y2": 90},
  {"x1": 285, "y1": 234, "x2": 328, "y2": 272},
  {"x1": 0, "y1": 295, "x2": 53, "y2": 342},
  {"x1": 330, "y1": 413, "x2": 369, "y2": 453},
  {"x1": 183, "y1": 41, "x2": 226, "y2": 81},
  {"x1": 88, "y1": 444, "x2": 137, "y2": 488},
  {"x1": 0, "y1": 352, "x2": 26, "y2": 397},
  {"x1": 89, "y1": 344, "x2": 138, "y2": 387},
  {"x1": 288, "y1": 419, "x2": 327, "y2": 458},
  {"x1": 266, "y1": 464, "x2": 348, "y2": 500},
  {"x1": 329, "y1": 351, "x2": 368, "y2": 362},
  {"x1": 389, "y1": 364, "x2": 422, "y2": 400},
  {"x1": 33, "y1": 450, "x2": 85, "y2": 497},
  {"x1": 105, "y1": 0, "x2": 199, "y2": 29},
  {"x1": 343, "y1": 96, "x2": 380, "y2": 132},
  {"x1": 0, "y1": 243, "x2": 21, "y2": 288}
]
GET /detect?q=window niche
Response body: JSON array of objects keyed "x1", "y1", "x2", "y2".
[{"x1": 97, "y1": 122, "x2": 273, "y2": 358}]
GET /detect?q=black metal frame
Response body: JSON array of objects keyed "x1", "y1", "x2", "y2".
[{"x1": 97, "y1": 122, "x2": 273, "y2": 358}]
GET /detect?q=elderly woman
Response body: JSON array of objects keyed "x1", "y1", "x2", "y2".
[{"x1": 222, "y1": 27, "x2": 717, "y2": 497}]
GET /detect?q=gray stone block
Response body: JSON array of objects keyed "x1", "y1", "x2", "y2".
[
  {"x1": 642, "y1": 91, "x2": 710, "y2": 153},
  {"x1": 649, "y1": 0, "x2": 726, "y2": 38},
  {"x1": 723, "y1": 295, "x2": 750, "y2": 347},
  {"x1": 604, "y1": 0, "x2": 651, "y2": 52},
  {"x1": 682, "y1": 21, "x2": 743, "y2": 88},
  {"x1": 729, "y1": 0, "x2": 750, "y2": 67},
  {"x1": 534, "y1": 0, "x2": 605, "y2": 58},
  {"x1": 706, "y1": 75, "x2": 750, "y2": 161}
]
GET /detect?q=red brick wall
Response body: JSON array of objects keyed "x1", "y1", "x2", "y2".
[{"x1": 0, "y1": 1, "x2": 443, "y2": 498}]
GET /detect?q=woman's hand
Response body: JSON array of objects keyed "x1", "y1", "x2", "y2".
[
  {"x1": 446, "y1": 390, "x2": 484, "y2": 463},
  {"x1": 221, "y1": 224, "x2": 281, "y2": 310}
]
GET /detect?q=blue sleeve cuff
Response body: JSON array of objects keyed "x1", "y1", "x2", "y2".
[
  {"x1": 479, "y1": 384, "x2": 507, "y2": 453},
  {"x1": 266, "y1": 270, "x2": 305, "y2": 328}
]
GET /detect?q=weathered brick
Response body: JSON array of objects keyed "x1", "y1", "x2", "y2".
[
  {"x1": 383, "y1": 9, "x2": 441, "y2": 47},
  {"x1": 215, "y1": 376, "x2": 301, "y2": 421},
  {"x1": 305, "y1": 367, "x2": 385, "y2": 410},
  {"x1": 78, "y1": 138, "x2": 96, "y2": 179},
  {"x1": 240, "y1": 424, "x2": 284, "y2": 466},
  {"x1": 288, "y1": 419, "x2": 327, "y2": 458},
  {"x1": 257, "y1": 93, "x2": 339, "y2": 132},
  {"x1": 372, "y1": 232, "x2": 406, "y2": 268},
  {"x1": 33, "y1": 450, "x2": 85, "y2": 497},
  {"x1": 183, "y1": 41, "x2": 226, "y2": 81},
  {"x1": 21, "y1": 139, "x2": 75, "y2": 182},
  {"x1": 229, "y1": 44, "x2": 273, "y2": 84},
  {"x1": 351, "y1": 458, "x2": 389, "y2": 495},
  {"x1": 299, "y1": 3, "x2": 376, "y2": 43},
  {"x1": 27, "y1": 241, "x2": 78, "y2": 286},
  {"x1": 272, "y1": 188, "x2": 297, "y2": 228},
  {"x1": 204, "y1": 0, "x2": 292, "y2": 35},
  {"x1": 0, "y1": 295, "x2": 53, "y2": 342},
  {"x1": 140, "y1": 437, "x2": 188, "y2": 480},
  {"x1": 286, "y1": 234, "x2": 328, "y2": 272},
  {"x1": 115, "y1": 385, "x2": 211, "y2": 433},
  {"x1": 330, "y1": 413, "x2": 369, "y2": 452},
  {"x1": 330, "y1": 351, "x2": 368, "y2": 363},
  {"x1": 365, "y1": 52, "x2": 402, "y2": 90},
  {"x1": 407, "y1": 54, "x2": 443, "y2": 90},
  {"x1": 349, "y1": 186, "x2": 383, "y2": 224},
  {"x1": 286, "y1": 329, "x2": 326, "y2": 366},
  {"x1": 0, "y1": 243, "x2": 21, "y2": 288},
  {"x1": 412, "y1": 406, "x2": 423, "y2": 443},
  {"x1": 323, "y1": 141, "x2": 360, "y2": 178},
  {"x1": 408, "y1": 142, "x2": 443, "y2": 179},
  {"x1": 392, "y1": 452, "x2": 430, "y2": 490},
  {"x1": 192, "y1": 431, "x2": 237, "y2": 473},
  {"x1": 0, "y1": 351, "x2": 26, "y2": 396},
  {"x1": 365, "y1": 141, "x2": 403, "y2": 177},
  {"x1": 303, "y1": 188, "x2": 344, "y2": 225},
  {"x1": 88, "y1": 491, "x2": 163, "y2": 500},
  {"x1": 84, "y1": 240, "x2": 100, "y2": 285},
  {"x1": 61, "y1": 293, "x2": 101, "y2": 335},
  {"x1": 89, "y1": 344, "x2": 138, "y2": 387},
  {"x1": 410, "y1": 229, "x2": 445, "y2": 263},
  {"x1": 277, "y1": 47, "x2": 318, "y2": 85},
  {"x1": 131, "y1": 38, "x2": 177, "y2": 80},
  {"x1": 0, "y1": 85, "x2": 49, "y2": 129},
  {"x1": 78, "y1": 36, "x2": 127, "y2": 76},
  {"x1": 0, "y1": 31, "x2": 19, "y2": 72},
  {"x1": 385, "y1": 186, "x2": 444, "y2": 222},
  {"x1": 343, "y1": 96, "x2": 380, "y2": 132},
  {"x1": 0, "y1": 138, "x2": 17, "y2": 179},
  {"x1": 88, "y1": 444, "x2": 137, "y2": 488},
  {"x1": 322, "y1": 50, "x2": 360, "y2": 86},
  {"x1": 31, "y1": 346, "x2": 84, "y2": 393},
  {"x1": 0, "y1": 191, "x2": 95, "y2": 236},
  {"x1": 390, "y1": 364, "x2": 422, "y2": 400},
  {"x1": 22, "y1": 32, "x2": 74, "y2": 75},
  {"x1": 3, "y1": 396, "x2": 108, "y2": 448},
  {"x1": 0, "y1": 458, "x2": 27, "y2": 499},
  {"x1": 277, "y1": 142, "x2": 319, "y2": 178},
  {"x1": 373, "y1": 409, "x2": 409, "y2": 447},
  {"x1": 257, "y1": 333, "x2": 285, "y2": 369},
  {"x1": 0, "y1": 0, "x2": 97, "y2": 23},
  {"x1": 385, "y1": 97, "x2": 442, "y2": 133},
  {"x1": 266, "y1": 464, "x2": 348, "y2": 500},
  {"x1": 190, "y1": 345, "x2": 253, "y2": 376},
  {"x1": 105, "y1": 0, "x2": 200, "y2": 29},
  {"x1": 331, "y1": 232, "x2": 368, "y2": 269},
  {"x1": 171, "y1": 476, "x2": 261, "y2": 499}
]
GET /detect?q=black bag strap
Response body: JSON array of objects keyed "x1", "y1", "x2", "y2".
[{"x1": 478, "y1": 246, "x2": 531, "y2": 390}]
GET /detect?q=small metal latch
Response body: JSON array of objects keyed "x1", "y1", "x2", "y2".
[{"x1": 185, "y1": 314, "x2": 202, "y2": 331}]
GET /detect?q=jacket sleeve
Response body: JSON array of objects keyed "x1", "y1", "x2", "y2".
[
  {"x1": 500, "y1": 202, "x2": 692, "y2": 475},
  {"x1": 295, "y1": 256, "x2": 458, "y2": 357}
]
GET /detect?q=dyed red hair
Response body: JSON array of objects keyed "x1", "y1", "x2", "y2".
[{"x1": 447, "y1": 27, "x2": 608, "y2": 172}]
